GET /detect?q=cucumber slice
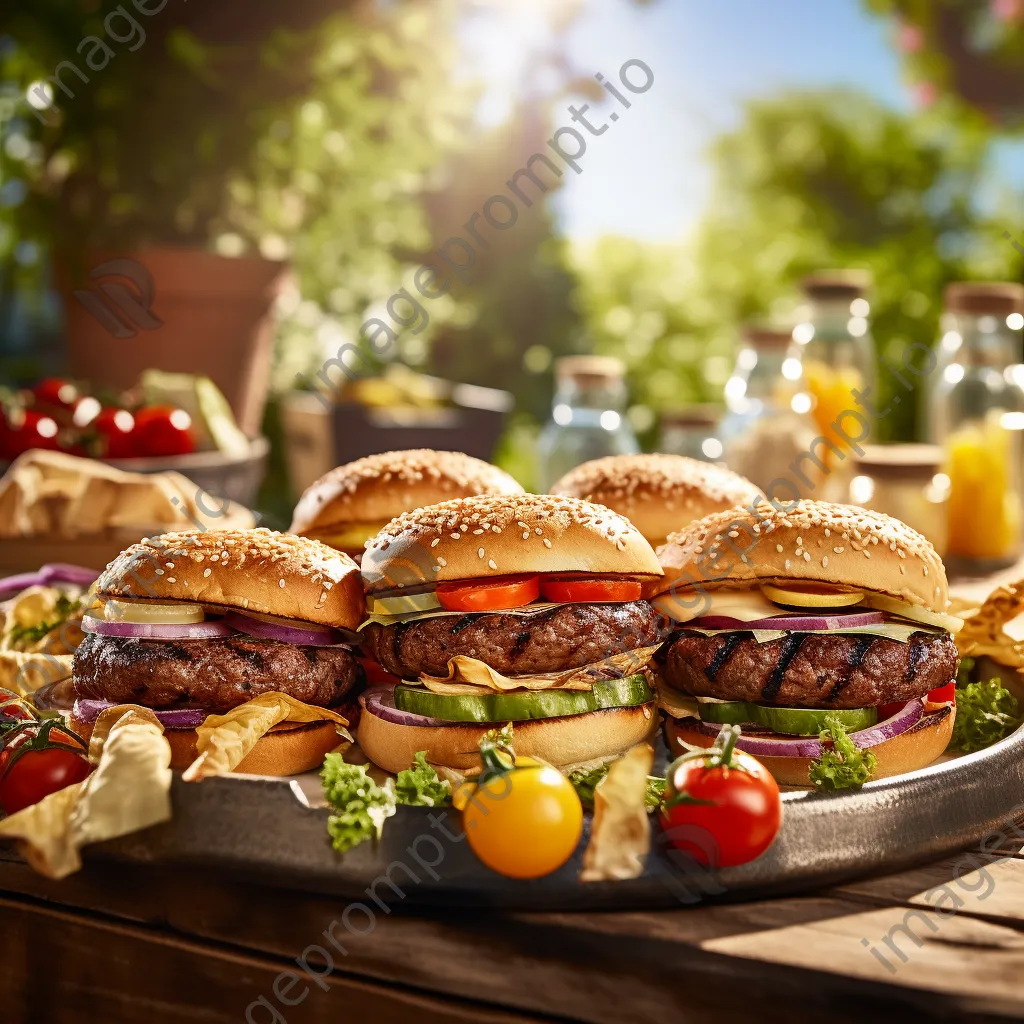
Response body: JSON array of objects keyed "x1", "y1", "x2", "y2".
[
  {"x1": 394, "y1": 674, "x2": 653, "y2": 723},
  {"x1": 697, "y1": 700, "x2": 877, "y2": 736}
]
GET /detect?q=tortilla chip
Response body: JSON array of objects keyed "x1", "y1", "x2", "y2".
[
  {"x1": 420, "y1": 645, "x2": 661, "y2": 696},
  {"x1": 957, "y1": 579, "x2": 1024, "y2": 669},
  {"x1": 580, "y1": 743, "x2": 654, "y2": 882},
  {"x1": 0, "y1": 652, "x2": 73, "y2": 695},
  {"x1": 0, "y1": 707, "x2": 172, "y2": 878},
  {"x1": 182, "y1": 692, "x2": 352, "y2": 781}
]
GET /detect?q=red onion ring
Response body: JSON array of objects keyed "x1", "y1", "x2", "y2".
[
  {"x1": 688, "y1": 699, "x2": 925, "y2": 758},
  {"x1": 0, "y1": 563, "x2": 98, "y2": 598},
  {"x1": 692, "y1": 610, "x2": 884, "y2": 631},
  {"x1": 82, "y1": 616, "x2": 237, "y2": 640},
  {"x1": 361, "y1": 687, "x2": 482, "y2": 728},
  {"x1": 73, "y1": 699, "x2": 207, "y2": 729},
  {"x1": 223, "y1": 612, "x2": 347, "y2": 647}
]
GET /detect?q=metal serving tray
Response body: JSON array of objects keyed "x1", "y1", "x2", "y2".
[{"x1": 49, "y1": 723, "x2": 1024, "y2": 912}]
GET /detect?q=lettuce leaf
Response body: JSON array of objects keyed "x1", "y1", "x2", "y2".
[
  {"x1": 394, "y1": 751, "x2": 450, "y2": 807},
  {"x1": 321, "y1": 755, "x2": 395, "y2": 852},
  {"x1": 949, "y1": 678, "x2": 1020, "y2": 753},
  {"x1": 570, "y1": 762, "x2": 666, "y2": 813},
  {"x1": 809, "y1": 716, "x2": 877, "y2": 791}
]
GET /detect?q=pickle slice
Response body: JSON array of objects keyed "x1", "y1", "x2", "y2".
[
  {"x1": 394, "y1": 674, "x2": 653, "y2": 723},
  {"x1": 697, "y1": 700, "x2": 877, "y2": 736}
]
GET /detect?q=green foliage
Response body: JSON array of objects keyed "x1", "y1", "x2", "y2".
[
  {"x1": 809, "y1": 716, "x2": 877, "y2": 790},
  {"x1": 569, "y1": 761, "x2": 666, "y2": 813},
  {"x1": 573, "y1": 90, "x2": 1022, "y2": 444}
]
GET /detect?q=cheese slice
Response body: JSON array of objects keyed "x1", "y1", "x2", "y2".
[
  {"x1": 680, "y1": 620, "x2": 940, "y2": 644},
  {"x1": 653, "y1": 588, "x2": 782, "y2": 624},
  {"x1": 361, "y1": 601, "x2": 575, "y2": 630},
  {"x1": 419, "y1": 645, "x2": 661, "y2": 696}
]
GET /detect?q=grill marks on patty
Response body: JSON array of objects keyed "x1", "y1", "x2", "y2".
[
  {"x1": 366, "y1": 601, "x2": 669, "y2": 679},
  {"x1": 73, "y1": 632, "x2": 363, "y2": 712},
  {"x1": 659, "y1": 629, "x2": 958, "y2": 709}
]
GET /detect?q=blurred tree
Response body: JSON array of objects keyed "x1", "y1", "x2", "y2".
[
  {"x1": 573, "y1": 89, "x2": 1023, "y2": 445},
  {"x1": 865, "y1": 0, "x2": 1024, "y2": 125}
]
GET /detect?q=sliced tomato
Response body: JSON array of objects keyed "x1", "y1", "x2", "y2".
[
  {"x1": 436, "y1": 575, "x2": 540, "y2": 612},
  {"x1": 926, "y1": 682, "x2": 956, "y2": 705},
  {"x1": 539, "y1": 576, "x2": 642, "y2": 604}
]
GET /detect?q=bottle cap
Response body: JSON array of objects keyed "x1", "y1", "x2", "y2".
[
  {"x1": 554, "y1": 355, "x2": 625, "y2": 384},
  {"x1": 801, "y1": 270, "x2": 872, "y2": 302},
  {"x1": 742, "y1": 326, "x2": 792, "y2": 349},
  {"x1": 944, "y1": 282, "x2": 1024, "y2": 316},
  {"x1": 852, "y1": 443, "x2": 941, "y2": 478},
  {"x1": 659, "y1": 404, "x2": 721, "y2": 428}
]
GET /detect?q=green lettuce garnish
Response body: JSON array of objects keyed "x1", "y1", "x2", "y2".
[
  {"x1": 394, "y1": 751, "x2": 450, "y2": 807},
  {"x1": 956, "y1": 656, "x2": 975, "y2": 688},
  {"x1": 948, "y1": 678, "x2": 1020, "y2": 753},
  {"x1": 809, "y1": 716, "x2": 877, "y2": 791},
  {"x1": 569, "y1": 762, "x2": 666, "y2": 813},
  {"x1": 321, "y1": 755, "x2": 396, "y2": 853},
  {"x1": 8, "y1": 594, "x2": 80, "y2": 650}
]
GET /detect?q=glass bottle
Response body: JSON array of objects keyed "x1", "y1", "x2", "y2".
[
  {"x1": 537, "y1": 356, "x2": 639, "y2": 490},
  {"x1": 929, "y1": 282, "x2": 1024, "y2": 573},
  {"x1": 658, "y1": 405, "x2": 721, "y2": 462},
  {"x1": 718, "y1": 326, "x2": 819, "y2": 494},
  {"x1": 795, "y1": 271, "x2": 876, "y2": 454}
]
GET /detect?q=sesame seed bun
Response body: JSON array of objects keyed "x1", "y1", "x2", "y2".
[
  {"x1": 289, "y1": 450, "x2": 524, "y2": 548},
  {"x1": 96, "y1": 528, "x2": 364, "y2": 630},
  {"x1": 66, "y1": 711, "x2": 341, "y2": 776},
  {"x1": 664, "y1": 704, "x2": 955, "y2": 787},
  {"x1": 550, "y1": 454, "x2": 762, "y2": 547},
  {"x1": 358, "y1": 700, "x2": 659, "y2": 774},
  {"x1": 361, "y1": 494, "x2": 663, "y2": 595},
  {"x1": 655, "y1": 500, "x2": 949, "y2": 612}
]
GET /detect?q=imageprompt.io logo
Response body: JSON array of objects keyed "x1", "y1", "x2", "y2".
[{"x1": 73, "y1": 258, "x2": 163, "y2": 338}]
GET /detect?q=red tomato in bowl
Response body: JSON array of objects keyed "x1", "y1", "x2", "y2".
[
  {"x1": 93, "y1": 407, "x2": 139, "y2": 459},
  {"x1": 133, "y1": 406, "x2": 197, "y2": 458},
  {"x1": 33, "y1": 378, "x2": 79, "y2": 412}
]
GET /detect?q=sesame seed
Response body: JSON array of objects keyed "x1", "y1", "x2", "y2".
[
  {"x1": 796, "y1": 536, "x2": 802, "y2": 545},
  {"x1": 488, "y1": 559, "x2": 498, "y2": 570},
  {"x1": 431, "y1": 539, "x2": 440, "y2": 548},
  {"x1": 203, "y1": 568, "x2": 212, "y2": 578},
  {"x1": 478, "y1": 548, "x2": 485, "y2": 558},
  {"x1": 279, "y1": 579, "x2": 286, "y2": 588},
  {"x1": 822, "y1": 556, "x2": 828, "y2": 567},
  {"x1": 803, "y1": 552, "x2": 810, "y2": 562},
  {"x1": 785, "y1": 560, "x2": 791, "y2": 569},
  {"x1": 776, "y1": 544, "x2": 784, "y2": 553},
  {"x1": 543, "y1": 539, "x2": 552, "y2": 548},
  {"x1": 834, "y1": 546, "x2": 844, "y2": 553},
  {"x1": 451, "y1": 533, "x2": 461, "y2": 540},
  {"x1": 165, "y1": 563, "x2": 174, "y2": 569},
  {"x1": 923, "y1": 567, "x2": 928, "y2": 576},
  {"x1": 899, "y1": 564, "x2": 906, "y2": 575},
  {"x1": 437, "y1": 557, "x2": 447, "y2": 566},
  {"x1": 522, "y1": 532, "x2": 530, "y2": 540},
  {"x1": 824, "y1": 528, "x2": 830, "y2": 538},
  {"x1": 156, "y1": 569, "x2": 164, "y2": 576},
  {"x1": 864, "y1": 550, "x2": 871, "y2": 558},
  {"x1": 432, "y1": 566, "x2": 441, "y2": 572},
  {"x1": 168, "y1": 577, "x2": 176, "y2": 583},
  {"x1": 535, "y1": 527, "x2": 543, "y2": 536}
]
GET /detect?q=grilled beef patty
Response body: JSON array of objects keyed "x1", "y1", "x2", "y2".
[
  {"x1": 73, "y1": 633, "x2": 363, "y2": 712},
  {"x1": 657, "y1": 629, "x2": 958, "y2": 709},
  {"x1": 365, "y1": 601, "x2": 669, "y2": 679}
]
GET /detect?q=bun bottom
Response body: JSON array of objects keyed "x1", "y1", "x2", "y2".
[
  {"x1": 358, "y1": 703, "x2": 658, "y2": 774},
  {"x1": 664, "y1": 705, "x2": 955, "y2": 788},
  {"x1": 67, "y1": 711, "x2": 342, "y2": 776}
]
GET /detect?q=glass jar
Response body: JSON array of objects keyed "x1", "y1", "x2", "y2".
[
  {"x1": 795, "y1": 271, "x2": 876, "y2": 453},
  {"x1": 928, "y1": 282, "x2": 1024, "y2": 572},
  {"x1": 847, "y1": 444, "x2": 949, "y2": 557},
  {"x1": 536, "y1": 356, "x2": 639, "y2": 490},
  {"x1": 658, "y1": 405, "x2": 721, "y2": 462},
  {"x1": 718, "y1": 326, "x2": 820, "y2": 494}
]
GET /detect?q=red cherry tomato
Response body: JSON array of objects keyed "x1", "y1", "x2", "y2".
[
  {"x1": 539, "y1": 576, "x2": 642, "y2": 603},
  {"x1": 0, "y1": 689, "x2": 39, "y2": 729},
  {"x1": 93, "y1": 407, "x2": 139, "y2": 459},
  {"x1": 926, "y1": 682, "x2": 956, "y2": 705},
  {"x1": 436, "y1": 575, "x2": 540, "y2": 612},
  {"x1": 133, "y1": 405, "x2": 197, "y2": 458},
  {"x1": 33, "y1": 378, "x2": 79, "y2": 411},
  {"x1": 3, "y1": 409, "x2": 63, "y2": 456},
  {"x1": 0, "y1": 721, "x2": 92, "y2": 815},
  {"x1": 660, "y1": 726, "x2": 781, "y2": 869}
]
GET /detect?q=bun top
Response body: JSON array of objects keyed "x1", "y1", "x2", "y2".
[
  {"x1": 362, "y1": 494, "x2": 663, "y2": 594},
  {"x1": 290, "y1": 450, "x2": 524, "y2": 537},
  {"x1": 97, "y1": 528, "x2": 364, "y2": 629},
  {"x1": 550, "y1": 454, "x2": 762, "y2": 545},
  {"x1": 655, "y1": 500, "x2": 948, "y2": 611}
]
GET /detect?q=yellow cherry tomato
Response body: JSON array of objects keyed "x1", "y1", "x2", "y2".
[{"x1": 459, "y1": 756, "x2": 583, "y2": 879}]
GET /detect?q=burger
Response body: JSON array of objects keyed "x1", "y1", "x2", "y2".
[
  {"x1": 289, "y1": 449, "x2": 524, "y2": 560},
  {"x1": 653, "y1": 500, "x2": 962, "y2": 785},
  {"x1": 356, "y1": 494, "x2": 670, "y2": 773},
  {"x1": 550, "y1": 453, "x2": 762, "y2": 548},
  {"x1": 68, "y1": 528, "x2": 365, "y2": 774}
]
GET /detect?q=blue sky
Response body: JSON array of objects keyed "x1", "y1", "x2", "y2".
[{"x1": 556, "y1": 0, "x2": 912, "y2": 241}]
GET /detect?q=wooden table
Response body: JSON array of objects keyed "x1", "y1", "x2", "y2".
[{"x1": 4, "y1": 826, "x2": 1024, "y2": 1024}]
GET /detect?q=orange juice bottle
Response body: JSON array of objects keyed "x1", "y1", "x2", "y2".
[{"x1": 796, "y1": 272, "x2": 876, "y2": 471}]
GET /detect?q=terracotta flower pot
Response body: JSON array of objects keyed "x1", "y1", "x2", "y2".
[{"x1": 61, "y1": 247, "x2": 288, "y2": 437}]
